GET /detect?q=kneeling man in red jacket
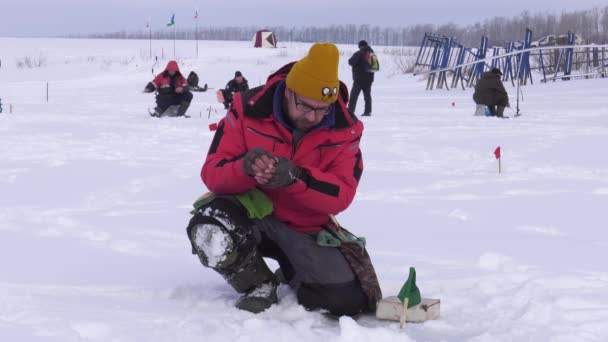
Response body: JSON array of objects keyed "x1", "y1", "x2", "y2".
[{"x1": 187, "y1": 43, "x2": 370, "y2": 316}]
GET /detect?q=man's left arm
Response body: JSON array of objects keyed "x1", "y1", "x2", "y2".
[
  {"x1": 348, "y1": 51, "x2": 362, "y2": 67},
  {"x1": 282, "y1": 141, "x2": 363, "y2": 215}
]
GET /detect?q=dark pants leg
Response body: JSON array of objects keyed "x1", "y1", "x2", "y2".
[
  {"x1": 187, "y1": 198, "x2": 367, "y2": 316},
  {"x1": 155, "y1": 94, "x2": 174, "y2": 111},
  {"x1": 187, "y1": 197, "x2": 275, "y2": 294},
  {"x1": 348, "y1": 82, "x2": 362, "y2": 115},
  {"x1": 221, "y1": 90, "x2": 233, "y2": 110},
  {"x1": 176, "y1": 92, "x2": 193, "y2": 116},
  {"x1": 496, "y1": 105, "x2": 505, "y2": 117},
  {"x1": 360, "y1": 81, "x2": 372, "y2": 115},
  {"x1": 255, "y1": 217, "x2": 368, "y2": 316},
  {"x1": 488, "y1": 105, "x2": 497, "y2": 116},
  {"x1": 156, "y1": 92, "x2": 193, "y2": 115}
]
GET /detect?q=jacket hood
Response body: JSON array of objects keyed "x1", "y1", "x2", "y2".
[{"x1": 165, "y1": 61, "x2": 180, "y2": 73}]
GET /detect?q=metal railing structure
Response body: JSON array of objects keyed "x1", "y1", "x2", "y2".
[{"x1": 414, "y1": 30, "x2": 608, "y2": 91}]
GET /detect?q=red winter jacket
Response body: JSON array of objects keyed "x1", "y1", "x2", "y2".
[
  {"x1": 152, "y1": 61, "x2": 188, "y2": 91},
  {"x1": 201, "y1": 63, "x2": 364, "y2": 233}
]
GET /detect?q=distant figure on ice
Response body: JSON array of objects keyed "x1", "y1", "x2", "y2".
[
  {"x1": 220, "y1": 71, "x2": 249, "y2": 109},
  {"x1": 473, "y1": 68, "x2": 509, "y2": 118},
  {"x1": 186, "y1": 71, "x2": 208, "y2": 92},
  {"x1": 143, "y1": 60, "x2": 193, "y2": 117},
  {"x1": 186, "y1": 43, "x2": 381, "y2": 316},
  {"x1": 348, "y1": 40, "x2": 377, "y2": 117}
]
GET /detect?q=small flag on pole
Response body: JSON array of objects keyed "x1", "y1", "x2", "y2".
[
  {"x1": 397, "y1": 267, "x2": 421, "y2": 328},
  {"x1": 398, "y1": 267, "x2": 421, "y2": 307},
  {"x1": 194, "y1": 9, "x2": 199, "y2": 19},
  {"x1": 166, "y1": 14, "x2": 175, "y2": 27},
  {"x1": 494, "y1": 146, "x2": 501, "y2": 173},
  {"x1": 145, "y1": 17, "x2": 150, "y2": 28}
]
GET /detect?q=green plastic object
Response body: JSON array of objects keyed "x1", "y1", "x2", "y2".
[
  {"x1": 317, "y1": 227, "x2": 366, "y2": 248},
  {"x1": 235, "y1": 189, "x2": 273, "y2": 219},
  {"x1": 398, "y1": 267, "x2": 421, "y2": 308}
]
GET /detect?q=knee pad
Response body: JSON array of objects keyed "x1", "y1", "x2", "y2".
[
  {"x1": 187, "y1": 197, "x2": 257, "y2": 270},
  {"x1": 191, "y1": 223, "x2": 237, "y2": 268}
]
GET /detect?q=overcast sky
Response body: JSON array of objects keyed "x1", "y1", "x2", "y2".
[{"x1": 1, "y1": 0, "x2": 605, "y2": 37}]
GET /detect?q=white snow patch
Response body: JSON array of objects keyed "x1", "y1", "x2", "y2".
[
  {"x1": 109, "y1": 240, "x2": 148, "y2": 256},
  {"x1": 516, "y1": 225, "x2": 565, "y2": 237},
  {"x1": 338, "y1": 316, "x2": 416, "y2": 341},
  {"x1": 477, "y1": 252, "x2": 515, "y2": 271},
  {"x1": 37, "y1": 227, "x2": 64, "y2": 237},
  {"x1": 194, "y1": 224, "x2": 233, "y2": 268},
  {"x1": 81, "y1": 230, "x2": 111, "y2": 242},
  {"x1": 592, "y1": 188, "x2": 608, "y2": 195},
  {"x1": 71, "y1": 321, "x2": 113, "y2": 341},
  {"x1": 448, "y1": 209, "x2": 469, "y2": 221},
  {"x1": 443, "y1": 194, "x2": 480, "y2": 201},
  {"x1": 248, "y1": 282, "x2": 275, "y2": 298}
]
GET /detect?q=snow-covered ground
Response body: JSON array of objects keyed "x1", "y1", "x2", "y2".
[{"x1": 1, "y1": 38, "x2": 608, "y2": 341}]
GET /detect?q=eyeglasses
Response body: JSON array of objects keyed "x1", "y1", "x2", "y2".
[{"x1": 293, "y1": 93, "x2": 332, "y2": 116}]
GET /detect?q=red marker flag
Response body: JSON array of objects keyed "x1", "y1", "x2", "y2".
[
  {"x1": 209, "y1": 122, "x2": 218, "y2": 131},
  {"x1": 494, "y1": 146, "x2": 501, "y2": 159}
]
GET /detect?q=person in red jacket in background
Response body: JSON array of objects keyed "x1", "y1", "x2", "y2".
[
  {"x1": 186, "y1": 43, "x2": 370, "y2": 316},
  {"x1": 143, "y1": 60, "x2": 193, "y2": 117}
]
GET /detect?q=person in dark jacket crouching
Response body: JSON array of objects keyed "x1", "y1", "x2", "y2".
[
  {"x1": 473, "y1": 68, "x2": 510, "y2": 117},
  {"x1": 221, "y1": 71, "x2": 249, "y2": 109},
  {"x1": 187, "y1": 43, "x2": 379, "y2": 317}
]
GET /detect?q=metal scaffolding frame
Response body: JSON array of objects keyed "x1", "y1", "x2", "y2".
[{"x1": 413, "y1": 29, "x2": 607, "y2": 91}]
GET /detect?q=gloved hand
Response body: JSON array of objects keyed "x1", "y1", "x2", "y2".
[
  {"x1": 264, "y1": 157, "x2": 304, "y2": 188},
  {"x1": 242, "y1": 148, "x2": 275, "y2": 178},
  {"x1": 143, "y1": 82, "x2": 156, "y2": 93}
]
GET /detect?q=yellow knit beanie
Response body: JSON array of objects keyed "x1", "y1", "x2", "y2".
[{"x1": 286, "y1": 43, "x2": 340, "y2": 104}]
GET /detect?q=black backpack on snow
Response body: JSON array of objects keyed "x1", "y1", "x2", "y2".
[{"x1": 187, "y1": 71, "x2": 199, "y2": 88}]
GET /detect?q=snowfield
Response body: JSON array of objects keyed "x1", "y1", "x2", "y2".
[{"x1": 1, "y1": 38, "x2": 608, "y2": 341}]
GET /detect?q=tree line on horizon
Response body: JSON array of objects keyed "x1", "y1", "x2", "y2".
[{"x1": 81, "y1": 6, "x2": 608, "y2": 47}]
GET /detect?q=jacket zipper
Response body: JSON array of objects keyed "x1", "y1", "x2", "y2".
[{"x1": 246, "y1": 127, "x2": 285, "y2": 143}]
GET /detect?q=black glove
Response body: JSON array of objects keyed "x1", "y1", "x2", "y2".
[
  {"x1": 265, "y1": 157, "x2": 304, "y2": 188},
  {"x1": 242, "y1": 148, "x2": 274, "y2": 176},
  {"x1": 143, "y1": 82, "x2": 156, "y2": 93}
]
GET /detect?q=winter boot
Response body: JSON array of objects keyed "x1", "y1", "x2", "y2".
[
  {"x1": 496, "y1": 105, "x2": 505, "y2": 118},
  {"x1": 177, "y1": 100, "x2": 191, "y2": 117},
  {"x1": 218, "y1": 252, "x2": 278, "y2": 313},
  {"x1": 190, "y1": 223, "x2": 277, "y2": 313},
  {"x1": 488, "y1": 105, "x2": 497, "y2": 117},
  {"x1": 235, "y1": 280, "x2": 278, "y2": 313},
  {"x1": 151, "y1": 107, "x2": 163, "y2": 117}
]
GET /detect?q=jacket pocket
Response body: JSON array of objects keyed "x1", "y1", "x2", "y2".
[{"x1": 246, "y1": 127, "x2": 286, "y2": 153}]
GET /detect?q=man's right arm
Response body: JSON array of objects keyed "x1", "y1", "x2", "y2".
[
  {"x1": 143, "y1": 82, "x2": 156, "y2": 93},
  {"x1": 201, "y1": 108, "x2": 256, "y2": 194},
  {"x1": 225, "y1": 80, "x2": 234, "y2": 91}
]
